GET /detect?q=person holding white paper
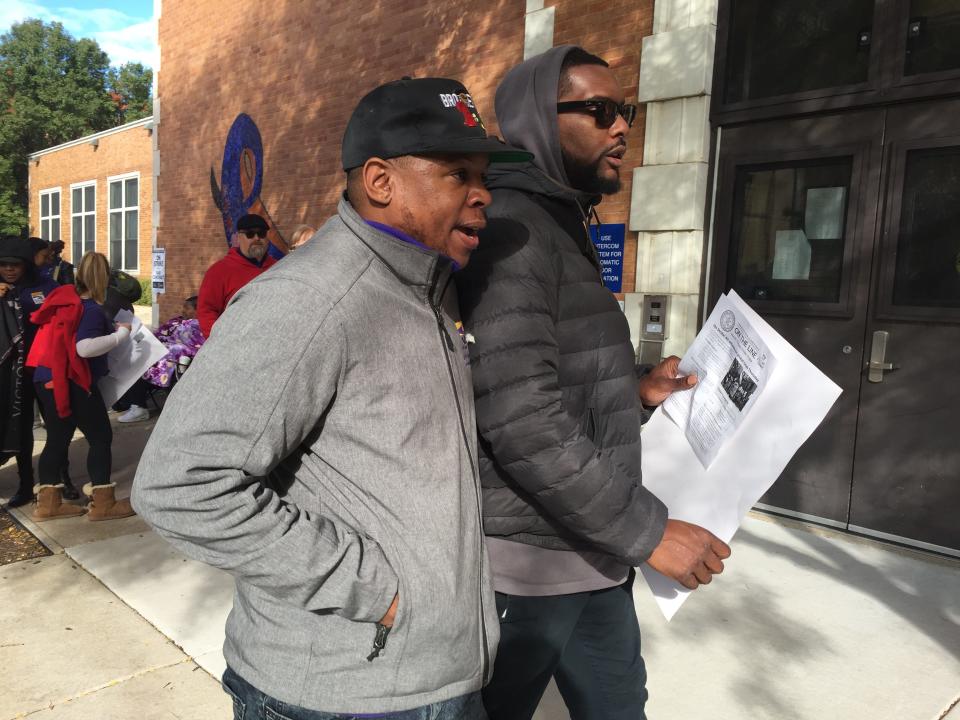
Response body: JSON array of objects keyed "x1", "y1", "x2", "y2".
[{"x1": 458, "y1": 46, "x2": 731, "y2": 720}]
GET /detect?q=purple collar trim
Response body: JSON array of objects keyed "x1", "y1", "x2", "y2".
[{"x1": 364, "y1": 220, "x2": 460, "y2": 271}]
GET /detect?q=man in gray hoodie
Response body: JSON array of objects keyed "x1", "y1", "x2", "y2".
[
  {"x1": 132, "y1": 78, "x2": 529, "y2": 718},
  {"x1": 457, "y1": 47, "x2": 731, "y2": 719}
]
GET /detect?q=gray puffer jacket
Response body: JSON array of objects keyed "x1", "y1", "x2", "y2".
[{"x1": 456, "y1": 45, "x2": 667, "y2": 566}]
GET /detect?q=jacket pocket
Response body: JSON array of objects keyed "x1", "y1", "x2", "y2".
[
  {"x1": 582, "y1": 405, "x2": 602, "y2": 451},
  {"x1": 495, "y1": 591, "x2": 511, "y2": 623},
  {"x1": 365, "y1": 540, "x2": 409, "y2": 664}
]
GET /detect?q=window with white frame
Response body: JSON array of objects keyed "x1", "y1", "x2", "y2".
[
  {"x1": 71, "y1": 181, "x2": 96, "y2": 261},
  {"x1": 108, "y1": 174, "x2": 138, "y2": 271},
  {"x1": 39, "y1": 188, "x2": 61, "y2": 244}
]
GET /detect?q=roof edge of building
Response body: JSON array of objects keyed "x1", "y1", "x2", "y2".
[{"x1": 28, "y1": 116, "x2": 155, "y2": 160}]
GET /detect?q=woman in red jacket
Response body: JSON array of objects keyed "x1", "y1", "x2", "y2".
[{"x1": 30, "y1": 252, "x2": 136, "y2": 521}]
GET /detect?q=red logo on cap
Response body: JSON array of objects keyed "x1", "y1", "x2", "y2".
[
  {"x1": 439, "y1": 92, "x2": 486, "y2": 130},
  {"x1": 455, "y1": 98, "x2": 478, "y2": 127}
]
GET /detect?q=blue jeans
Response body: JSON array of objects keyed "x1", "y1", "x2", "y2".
[{"x1": 222, "y1": 667, "x2": 487, "y2": 720}]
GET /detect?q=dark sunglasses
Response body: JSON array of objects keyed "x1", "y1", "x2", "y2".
[
  {"x1": 556, "y1": 100, "x2": 637, "y2": 129},
  {"x1": 0, "y1": 260, "x2": 25, "y2": 268},
  {"x1": 241, "y1": 230, "x2": 267, "y2": 239}
]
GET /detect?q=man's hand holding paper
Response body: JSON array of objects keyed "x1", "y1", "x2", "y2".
[
  {"x1": 661, "y1": 293, "x2": 777, "y2": 469},
  {"x1": 636, "y1": 356, "x2": 731, "y2": 592},
  {"x1": 638, "y1": 355, "x2": 698, "y2": 407},
  {"x1": 647, "y1": 519, "x2": 731, "y2": 590}
]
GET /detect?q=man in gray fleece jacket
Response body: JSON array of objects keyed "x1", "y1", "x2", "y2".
[{"x1": 132, "y1": 78, "x2": 529, "y2": 718}]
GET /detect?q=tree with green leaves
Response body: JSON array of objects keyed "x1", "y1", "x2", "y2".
[
  {"x1": 108, "y1": 62, "x2": 153, "y2": 125},
  {"x1": 0, "y1": 19, "x2": 143, "y2": 235}
]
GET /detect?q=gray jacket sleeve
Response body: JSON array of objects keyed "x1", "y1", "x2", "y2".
[
  {"x1": 463, "y1": 219, "x2": 666, "y2": 565},
  {"x1": 131, "y1": 274, "x2": 397, "y2": 624}
]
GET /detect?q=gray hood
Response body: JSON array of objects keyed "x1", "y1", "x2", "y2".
[
  {"x1": 491, "y1": 46, "x2": 597, "y2": 210},
  {"x1": 495, "y1": 45, "x2": 575, "y2": 186}
]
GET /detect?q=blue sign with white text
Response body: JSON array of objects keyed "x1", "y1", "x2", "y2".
[{"x1": 589, "y1": 223, "x2": 625, "y2": 293}]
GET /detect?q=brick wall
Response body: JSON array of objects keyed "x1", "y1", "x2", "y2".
[
  {"x1": 551, "y1": 0, "x2": 653, "y2": 295},
  {"x1": 157, "y1": 0, "x2": 654, "y2": 318},
  {"x1": 28, "y1": 123, "x2": 153, "y2": 278}
]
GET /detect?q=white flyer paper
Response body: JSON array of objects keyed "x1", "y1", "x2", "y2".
[
  {"x1": 661, "y1": 292, "x2": 777, "y2": 469},
  {"x1": 772, "y1": 229, "x2": 811, "y2": 280},
  {"x1": 640, "y1": 291, "x2": 841, "y2": 621},
  {"x1": 98, "y1": 310, "x2": 169, "y2": 407},
  {"x1": 804, "y1": 187, "x2": 846, "y2": 240}
]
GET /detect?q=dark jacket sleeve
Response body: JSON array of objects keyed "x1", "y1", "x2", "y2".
[{"x1": 461, "y1": 216, "x2": 667, "y2": 565}]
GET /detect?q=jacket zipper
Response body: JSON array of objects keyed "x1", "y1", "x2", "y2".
[
  {"x1": 574, "y1": 201, "x2": 604, "y2": 283},
  {"x1": 428, "y1": 265, "x2": 489, "y2": 682},
  {"x1": 366, "y1": 623, "x2": 392, "y2": 662}
]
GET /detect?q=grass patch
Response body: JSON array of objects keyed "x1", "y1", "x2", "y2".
[{"x1": 134, "y1": 277, "x2": 153, "y2": 306}]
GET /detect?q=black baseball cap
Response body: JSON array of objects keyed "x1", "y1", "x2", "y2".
[
  {"x1": 236, "y1": 214, "x2": 269, "y2": 232},
  {"x1": 342, "y1": 77, "x2": 533, "y2": 171}
]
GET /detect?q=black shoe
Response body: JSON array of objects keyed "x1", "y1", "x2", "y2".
[
  {"x1": 6, "y1": 487, "x2": 34, "y2": 508},
  {"x1": 61, "y1": 480, "x2": 80, "y2": 501}
]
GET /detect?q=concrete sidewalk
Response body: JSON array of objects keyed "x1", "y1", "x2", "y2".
[
  {"x1": 2, "y1": 417, "x2": 958, "y2": 719},
  {"x1": 1, "y1": 415, "x2": 231, "y2": 720}
]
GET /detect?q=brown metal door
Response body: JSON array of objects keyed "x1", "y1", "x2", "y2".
[
  {"x1": 713, "y1": 101, "x2": 960, "y2": 554},
  {"x1": 709, "y1": 1, "x2": 960, "y2": 554},
  {"x1": 849, "y1": 98, "x2": 960, "y2": 553},
  {"x1": 711, "y1": 111, "x2": 885, "y2": 526}
]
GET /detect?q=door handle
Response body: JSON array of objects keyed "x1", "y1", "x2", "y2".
[{"x1": 866, "y1": 330, "x2": 900, "y2": 383}]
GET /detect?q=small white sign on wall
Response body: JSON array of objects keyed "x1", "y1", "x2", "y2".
[{"x1": 152, "y1": 248, "x2": 165, "y2": 294}]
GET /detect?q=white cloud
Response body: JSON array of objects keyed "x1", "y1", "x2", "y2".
[
  {"x1": 0, "y1": 0, "x2": 56, "y2": 31},
  {"x1": 92, "y1": 18, "x2": 157, "y2": 67},
  {"x1": 1, "y1": 2, "x2": 156, "y2": 68},
  {"x1": 55, "y1": 7, "x2": 136, "y2": 33}
]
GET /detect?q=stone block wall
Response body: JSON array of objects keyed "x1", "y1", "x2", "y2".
[{"x1": 628, "y1": 0, "x2": 718, "y2": 357}]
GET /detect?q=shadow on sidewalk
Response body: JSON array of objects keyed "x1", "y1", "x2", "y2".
[
  {"x1": 740, "y1": 521, "x2": 960, "y2": 661},
  {"x1": 1, "y1": 412, "x2": 207, "y2": 576},
  {"x1": 5, "y1": 399, "x2": 958, "y2": 720}
]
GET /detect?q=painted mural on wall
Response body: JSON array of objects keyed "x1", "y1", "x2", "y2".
[{"x1": 210, "y1": 113, "x2": 288, "y2": 257}]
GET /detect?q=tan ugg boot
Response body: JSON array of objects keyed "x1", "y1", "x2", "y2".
[
  {"x1": 33, "y1": 484, "x2": 86, "y2": 522},
  {"x1": 83, "y1": 483, "x2": 136, "y2": 521}
]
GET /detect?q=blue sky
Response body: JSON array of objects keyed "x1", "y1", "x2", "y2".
[{"x1": 1, "y1": 0, "x2": 156, "y2": 67}]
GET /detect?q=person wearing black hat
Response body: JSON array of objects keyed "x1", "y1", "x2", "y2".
[
  {"x1": 196, "y1": 213, "x2": 277, "y2": 337},
  {"x1": 0, "y1": 235, "x2": 71, "y2": 508},
  {"x1": 134, "y1": 77, "x2": 529, "y2": 718}
]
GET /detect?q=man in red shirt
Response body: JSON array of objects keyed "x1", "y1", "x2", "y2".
[{"x1": 197, "y1": 214, "x2": 276, "y2": 337}]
